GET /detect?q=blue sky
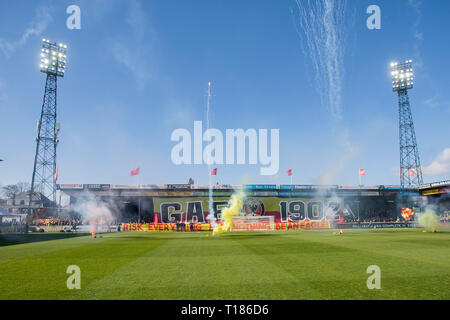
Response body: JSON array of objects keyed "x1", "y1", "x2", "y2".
[{"x1": 0, "y1": 0, "x2": 449, "y2": 187}]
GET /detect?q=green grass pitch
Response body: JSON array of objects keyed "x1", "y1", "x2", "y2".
[{"x1": 0, "y1": 229, "x2": 449, "y2": 300}]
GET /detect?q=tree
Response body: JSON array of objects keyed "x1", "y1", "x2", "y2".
[
  {"x1": 15, "y1": 182, "x2": 30, "y2": 193},
  {"x1": 2, "y1": 185, "x2": 20, "y2": 199},
  {"x1": 2, "y1": 182, "x2": 30, "y2": 200}
]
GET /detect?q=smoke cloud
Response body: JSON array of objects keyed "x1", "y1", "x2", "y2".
[
  {"x1": 212, "y1": 190, "x2": 246, "y2": 236},
  {"x1": 205, "y1": 83, "x2": 217, "y2": 228},
  {"x1": 418, "y1": 207, "x2": 440, "y2": 231},
  {"x1": 71, "y1": 191, "x2": 117, "y2": 234},
  {"x1": 293, "y1": 0, "x2": 348, "y2": 121},
  {"x1": 293, "y1": 0, "x2": 360, "y2": 184}
]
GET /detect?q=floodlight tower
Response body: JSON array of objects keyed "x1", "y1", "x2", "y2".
[
  {"x1": 29, "y1": 39, "x2": 67, "y2": 208},
  {"x1": 390, "y1": 60, "x2": 423, "y2": 187}
]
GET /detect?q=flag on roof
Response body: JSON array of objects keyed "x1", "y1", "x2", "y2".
[{"x1": 131, "y1": 167, "x2": 140, "y2": 176}]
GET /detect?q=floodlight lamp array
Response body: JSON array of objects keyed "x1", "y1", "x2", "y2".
[
  {"x1": 390, "y1": 60, "x2": 413, "y2": 92},
  {"x1": 40, "y1": 38, "x2": 67, "y2": 77}
]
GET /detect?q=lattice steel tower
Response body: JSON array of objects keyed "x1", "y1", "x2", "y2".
[
  {"x1": 390, "y1": 60, "x2": 423, "y2": 187},
  {"x1": 29, "y1": 39, "x2": 67, "y2": 205}
]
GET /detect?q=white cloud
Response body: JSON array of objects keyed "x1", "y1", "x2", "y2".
[
  {"x1": 424, "y1": 96, "x2": 439, "y2": 109},
  {"x1": 112, "y1": 0, "x2": 155, "y2": 90},
  {"x1": 423, "y1": 148, "x2": 450, "y2": 177},
  {"x1": 113, "y1": 42, "x2": 148, "y2": 89},
  {"x1": 0, "y1": 80, "x2": 6, "y2": 103},
  {"x1": 423, "y1": 96, "x2": 450, "y2": 113},
  {"x1": 0, "y1": 5, "x2": 53, "y2": 58},
  {"x1": 163, "y1": 105, "x2": 193, "y2": 129}
]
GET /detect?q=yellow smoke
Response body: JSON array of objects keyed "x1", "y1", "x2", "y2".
[
  {"x1": 212, "y1": 190, "x2": 246, "y2": 236},
  {"x1": 418, "y1": 208, "x2": 440, "y2": 231}
]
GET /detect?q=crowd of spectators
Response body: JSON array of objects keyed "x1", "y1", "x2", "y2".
[
  {"x1": 1, "y1": 209, "x2": 448, "y2": 233},
  {"x1": 33, "y1": 218, "x2": 80, "y2": 226},
  {"x1": 440, "y1": 211, "x2": 449, "y2": 223},
  {"x1": 344, "y1": 216, "x2": 400, "y2": 223}
]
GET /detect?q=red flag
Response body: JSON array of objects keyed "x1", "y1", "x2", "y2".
[
  {"x1": 209, "y1": 168, "x2": 217, "y2": 176},
  {"x1": 54, "y1": 168, "x2": 58, "y2": 182},
  {"x1": 359, "y1": 168, "x2": 366, "y2": 176},
  {"x1": 131, "y1": 167, "x2": 140, "y2": 176},
  {"x1": 410, "y1": 169, "x2": 415, "y2": 177},
  {"x1": 154, "y1": 213, "x2": 159, "y2": 224},
  {"x1": 287, "y1": 169, "x2": 292, "y2": 176}
]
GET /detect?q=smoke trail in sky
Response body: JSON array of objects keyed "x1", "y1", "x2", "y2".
[
  {"x1": 293, "y1": 0, "x2": 348, "y2": 121},
  {"x1": 292, "y1": 0, "x2": 359, "y2": 184},
  {"x1": 205, "y1": 82, "x2": 217, "y2": 227}
]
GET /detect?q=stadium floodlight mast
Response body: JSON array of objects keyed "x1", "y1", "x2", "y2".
[
  {"x1": 29, "y1": 39, "x2": 67, "y2": 216},
  {"x1": 390, "y1": 60, "x2": 423, "y2": 188}
]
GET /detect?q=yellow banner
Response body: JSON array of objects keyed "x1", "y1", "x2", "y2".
[
  {"x1": 121, "y1": 223, "x2": 211, "y2": 232},
  {"x1": 121, "y1": 221, "x2": 330, "y2": 232},
  {"x1": 422, "y1": 189, "x2": 439, "y2": 195}
]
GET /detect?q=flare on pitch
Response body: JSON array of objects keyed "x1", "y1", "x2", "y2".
[{"x1": 212, "y1": 190, "x2": 246, "y2": 236}]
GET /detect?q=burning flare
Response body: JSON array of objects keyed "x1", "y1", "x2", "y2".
[
  {"x1": 418, "y1": 208, "x2": 439, "y2": 232},
  {"x1": 212, "y1": 191, "x2": 246, "y2": 236}
]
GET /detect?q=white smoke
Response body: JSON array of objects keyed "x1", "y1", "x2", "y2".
[
  {"x1": 292, "y1": 0, "x2": 360, "y2": 184},
  {"x1": 323, "y1": 194, "x2": 343, "y2": 219},
  {"x1": 417, "y1": 205, "x2": 440, "y2": 231},
  {"x1": 293, "y1": 0, "x2": 348, "y2": 121},
  {"x1": 205, "y1": 82, "x2": 218, "y2": 227},
  {"x1": 313, "y1": 188, "x2": 347, "y2": 221},
  {"x1": 71, "y1": 191, "x2": 117, "y2": 233}
]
